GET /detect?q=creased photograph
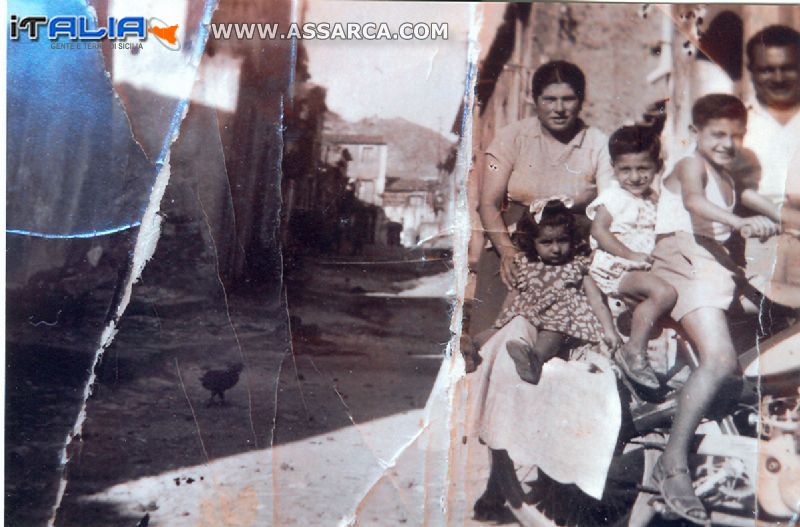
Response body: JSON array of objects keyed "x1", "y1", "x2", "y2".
[
  {"x1": 5, "y1": 2, "x2": 800, "y2": 527},
  {"x1": 458, "y1": 4, "x2": 800, "y2": 527}
]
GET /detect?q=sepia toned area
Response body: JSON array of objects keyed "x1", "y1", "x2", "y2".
[
  {"x1": 6, "y1": 0, "x2": 468, "y2": 525},
  {"x1": 6, "y1": 2, "x2": 800, "y2": 527},
  {"x1": 458, "y1": 4, "x2": 800, "y2": 527}
]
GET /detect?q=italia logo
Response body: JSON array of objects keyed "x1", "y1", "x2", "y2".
[
  {"x1": 148, "y1": 17, "x2": 180, "y2": 51},
  {"x1": 9, "y1": 15, "x2": 181, "y2": 50}
]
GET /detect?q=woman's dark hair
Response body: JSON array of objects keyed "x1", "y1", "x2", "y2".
[
  {"x1": 531, "y1": 61, "x2": 586, "y2": 103},
  {"x1": 514, "y1": 200, "x2": 586, "y2": 261}
]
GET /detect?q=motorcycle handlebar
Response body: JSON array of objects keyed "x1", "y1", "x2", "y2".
[{"x1": 739, "y1": 226, "x2": 779, "y2": 239}]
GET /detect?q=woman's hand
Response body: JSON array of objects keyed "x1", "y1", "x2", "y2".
[{"x1": 499, "y1": 249, "x2": 521, "y2": 290}]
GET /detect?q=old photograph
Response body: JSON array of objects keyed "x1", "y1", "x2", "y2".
[
  {"x1": 7, "y1": 0, "x2": 468, "y2": 525},
  {"x1": 5, "y1": 1, "x2": 800, "y2": 527},
  {"x1": 459, "y1": 4, "x2": 800, "y2": 527}
]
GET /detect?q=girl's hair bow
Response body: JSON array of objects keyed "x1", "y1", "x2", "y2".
[{"x1": 529, "y1": 195, "x2": 574, "y2": 223}]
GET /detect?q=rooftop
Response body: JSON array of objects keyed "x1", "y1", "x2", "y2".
[
  {"x1": 323, "y1": 134, "x2": 386, "y2": 146},
  {"x1": 384, "y1": 177, "x2": 440, "y2": 192}
]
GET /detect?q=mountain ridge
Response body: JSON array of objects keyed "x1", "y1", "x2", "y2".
[{"x1": 323, "y1": 113, "x2": 454, "y2": 180}]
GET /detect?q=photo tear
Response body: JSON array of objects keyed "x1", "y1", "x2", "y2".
[{"x1": 5, "y1": 2, "x2": 800, "y2": 526}]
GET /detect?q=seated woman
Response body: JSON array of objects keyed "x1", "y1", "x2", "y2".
[
  {"x1": 469, "y1": 60, "x2": 614, "y2": 341},
  {"x1": 467, "y1": 60, "x2": 619, "y2": 525}
]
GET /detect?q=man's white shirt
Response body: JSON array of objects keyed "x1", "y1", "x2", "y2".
[{"x1": 744, "y1": 97, "x2": 800, "y2": 204}]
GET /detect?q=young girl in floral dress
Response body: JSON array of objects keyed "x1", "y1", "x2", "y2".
[
  {"x1": 495, "y1": 199, "x2": 621, "y2": 384},
  {"x1": 470, "y1": 199, "x2": 623, "y2": 523}
]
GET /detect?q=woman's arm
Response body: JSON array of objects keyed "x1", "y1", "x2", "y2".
[
  {"x1": 479, "y1": 154, "x2": 520, "y2": 289},
  {"x1": 583, "y1": 275, "x2": 622, "y2": 348},
  {"x1": 591, "y1": 205, "x2": 650, "y2": 262},
  {"x1": 467, "y1": 167, "x2": 486, "y2": 271}
]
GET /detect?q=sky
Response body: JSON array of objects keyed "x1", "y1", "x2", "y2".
[{"x1": 302, "y1": 1, "x2": 477, "y2": 138}]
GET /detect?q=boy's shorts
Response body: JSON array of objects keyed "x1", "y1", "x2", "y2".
[
  {"x1": 589, "y1": 250, "x2": 651, "y2": 297},
  {"x1": 651, "y1": 231, "x2": 737, "y2": 321}
]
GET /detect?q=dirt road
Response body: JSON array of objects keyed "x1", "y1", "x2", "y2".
[{"x1": 46, "y1": 251, "x2": 453, "y2": 526}]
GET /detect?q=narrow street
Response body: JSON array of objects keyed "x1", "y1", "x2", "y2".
[{"x1": 48, "y1": 230, "x2": 457, "y2": 525}]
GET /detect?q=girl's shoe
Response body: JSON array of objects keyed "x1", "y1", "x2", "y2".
[
  {"x1": 506, "y1": 341, "x2": 543, "y2": 384},
  {"x1": 615, "y1": 349, "x2": 660, "y2": 390},
  {"x1": 652, "y1": 456, "x2": 709, "y2": 525}
]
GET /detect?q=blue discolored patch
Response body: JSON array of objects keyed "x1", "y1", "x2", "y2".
[{"x1": 7, "y1": 0, "x2": 218, "y2": 238}]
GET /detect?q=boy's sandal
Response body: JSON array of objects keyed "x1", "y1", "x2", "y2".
[
  {"x1": 615, "y1": 350, "x2": 660, "y2": 390},
  {"x1": 652, "y1": 457, "x2": 709, "y2": 526}
]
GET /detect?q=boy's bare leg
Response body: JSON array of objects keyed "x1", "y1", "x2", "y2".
[
  {"x1": 660, "y1": 307, "x2": 737, "y2": 515},
  {"x1": 506, "y1": 330, "x2": 563, "y2": 384},
  {"x1": 619, "y1": 272, "x2": 677, "y2": 354},
  {"x1": 617, "y1": 272, "x2": 677, "y2": 388}
]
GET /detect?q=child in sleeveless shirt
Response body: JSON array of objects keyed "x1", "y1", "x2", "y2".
[{"x1": 648, "y1": 94, "x2": 780, "y2": 524}]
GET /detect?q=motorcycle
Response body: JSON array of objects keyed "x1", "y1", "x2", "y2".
[
  {"x1": 499, "y1": 283, "x2": 800, "y2": 527},
  {"x1": 625, "y1": 308, "x2": 800, "y2": 527}
]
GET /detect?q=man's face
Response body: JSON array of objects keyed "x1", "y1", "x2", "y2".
[{"x1": 750, "y1": 45, "x2": 800, "y2": 109}]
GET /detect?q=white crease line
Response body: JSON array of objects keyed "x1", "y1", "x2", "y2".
[{"x1": 47, "y1": 152, "x2": 174, "y2": 527}]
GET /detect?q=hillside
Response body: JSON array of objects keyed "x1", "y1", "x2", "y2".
[{"x1": 323, "y1": 113, "x2": 455, "y2": 180}]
